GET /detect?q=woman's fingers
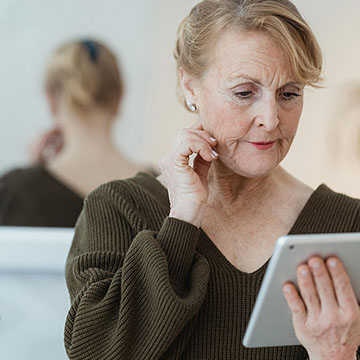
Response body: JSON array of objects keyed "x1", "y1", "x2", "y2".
[
  {"x1": 28, "y1": 128, "x2": 63, "y2": 163},
  {"x1": 174, "y1": 140, "x2": 217, "y2": 165},
  {"x1": 289, "y1": 256, "x2": 358, "y2": 315},
  {"x1": 296, "y1": 264, "x2": 321, "y2": 315},
  {"x1": 187, "y1": 121, "x2": 218, "y2": 145},
  {"x1": 171, "y1": 129, "x2": 218, "y2": 165},
  {"x1": 283, "y1": 283, "x2": 307, "y2": 325},
  {"x1": 187, "y1": 128, "x2": 218, "y2": 146},
  {"x1": 308, "y1": 257, "x2": 338, "y2": 310},
  {"x1": 158, "y1": 122, "x2": 219, "y2": 227},
  {"x1": 284, "y1": 256, "x2": 360, "y2": 358},
  {"x1": 158, "y1": 123, "x2": 219, "y2": 183},
  {"x1": 193, "y1": 152, "x2": 213, "y2": 184},
  {"x1": 326, "y1": 257, "x2": 358, "y2": 310}
]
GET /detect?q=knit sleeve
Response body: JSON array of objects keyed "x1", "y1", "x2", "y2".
[{"x1": 64, "y1": 182, "x2": 210, "y2": 360}]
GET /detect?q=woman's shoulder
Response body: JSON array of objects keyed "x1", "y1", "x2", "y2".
[
  {"x1": 0, "y1": 165, "x2": 47, "y2": 188},
  {"x1": 0, "y1": 165, "x2": 51, "y2": 225},
  {"x1": 83, "y1": 171, "x2": 170, "y2": 229},
  {"x1": 297, "y1": 184, "x2": 360, "y2": 233},
  {"x1": 0, "y1": 164, "x2": 83, "y2": 202},
  {"x1": 89, "y1": 171, "x2": 168, "y2": 205},
  {"x1": 0, "y1": 165, "x2": 54, "y2": 204},
  {"x1": 315, "y1": 184, "x2": 360, "y2": 208}
]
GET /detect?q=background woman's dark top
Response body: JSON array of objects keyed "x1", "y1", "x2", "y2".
[{"x1": 0, "y1": 165, "x2": 83, "y2": 227}]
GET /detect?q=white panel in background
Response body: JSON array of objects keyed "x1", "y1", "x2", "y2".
[{"x1": 0, "y1": 226, "x2": 75, "y2": 360}]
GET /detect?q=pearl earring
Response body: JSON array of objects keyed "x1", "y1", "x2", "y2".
[{"x1": 187, "y1": 102, "x2": 198, "y2": 112}]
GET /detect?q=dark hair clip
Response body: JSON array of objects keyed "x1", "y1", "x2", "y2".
[{"x1": 81, "y1": 39, "x2": 98, "y2": 62}]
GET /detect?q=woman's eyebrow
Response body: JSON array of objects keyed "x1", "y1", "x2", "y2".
[
  {"x1": 281, "y1": 82, "x2": 304, "y2": 90},
  {"x1": 226, "y1": 75, "x2": 263, "y2": 86},
  {"x1": 226, "y1": 76, "x2": 304, "y2": 90}
]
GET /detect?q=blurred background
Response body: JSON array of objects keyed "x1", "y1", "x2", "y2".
[
  {"x1": 1, "y1": 0, "x2": 360, "y2": 195},
  {"x1": 0, "y1": 1, "x2": 360, "y2": 359}
]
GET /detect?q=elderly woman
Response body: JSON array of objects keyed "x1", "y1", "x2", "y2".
[{"x1": 65, "y1": 0, "x2": 360, "y2": 359}]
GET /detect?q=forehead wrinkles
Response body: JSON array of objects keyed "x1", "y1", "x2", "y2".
[{"x1": 205, "y1": 30, "x2": 293, "y2": 89}]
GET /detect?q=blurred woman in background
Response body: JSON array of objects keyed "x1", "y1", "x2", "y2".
[{"x1": 0, "y1": 39, "x2": 139, "y2": 227}]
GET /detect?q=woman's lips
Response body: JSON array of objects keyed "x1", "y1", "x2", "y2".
[{"x1": 248, "y1": 141, "x2": 276, "y2": 150}]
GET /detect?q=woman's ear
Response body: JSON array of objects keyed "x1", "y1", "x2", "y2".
[{"x1": 179, "y1": 67, "x2": 198, "y2": 107}]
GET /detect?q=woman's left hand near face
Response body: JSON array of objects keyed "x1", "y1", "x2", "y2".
[
  {"x1": 28, "y1": 127, "x2": 63, "y2": 164},
  {"x1": 283, "y1": 256, "x2": 360, "y2": 360}
]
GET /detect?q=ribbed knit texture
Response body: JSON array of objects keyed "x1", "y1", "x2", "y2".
[{"x1": 65, "y1": 172, "x2": 360, "y2": 360}]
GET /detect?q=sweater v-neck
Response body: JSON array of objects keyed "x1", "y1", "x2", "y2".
[
  {"x1": 132, "y1": 171, "x2": 330, "y2": 276},
  {"x1": 197, "y1": 184, "x2": 330, "y2": 276}
]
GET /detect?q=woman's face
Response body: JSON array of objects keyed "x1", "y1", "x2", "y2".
[{"x1": 192, "y1": 30, "x2": 304, "y2": 178}]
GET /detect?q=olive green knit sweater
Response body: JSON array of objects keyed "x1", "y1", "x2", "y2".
[{"x1": 65, "y1": 172, "x2": 360, "y2": 360}]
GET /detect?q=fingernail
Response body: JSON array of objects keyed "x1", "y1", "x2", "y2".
[
  {"x1": 328, "y1": 259, "x2": 337, "y2": 268},
  {"x1": 284, "y1": 285, "x2": 292, "y2": 294},
  {"x1": 210, "y1": 137, "x2": 217, "y2": 142},
  {"x1": 210, "y1": 153, "x2": 216, "y2": 159},
  {"x1": 310, "y1": 261, "x2": 320, "y2": 269},
  {"x1": 300, "y1": 268, "x2": 308, "y2": 277},
  {"x1": 212, "y1": 150, "x2": 219, "y2": 157}
]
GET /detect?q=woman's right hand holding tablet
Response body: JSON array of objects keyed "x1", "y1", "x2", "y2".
[
  {"x1": 158, "y1": 121, "x2": 218, "y2": 228},
  {"x1": 283, "y1": 256, "x2": 360, "y2": 360}
]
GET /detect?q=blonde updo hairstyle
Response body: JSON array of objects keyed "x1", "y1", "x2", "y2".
[
  {"x1": 175, "y1": 0, "x2": 323, "y2": 110},
  {"x1": 45, "y1": 39, "x2": 123, "y2": 118}
]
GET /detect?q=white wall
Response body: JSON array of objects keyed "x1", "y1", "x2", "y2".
[
  {"x1": 282, "y1": 0, "x2": 360, "y2": 196},
  {"x1": 1, "y1": 0, "x2": 360, "y2": 196}
]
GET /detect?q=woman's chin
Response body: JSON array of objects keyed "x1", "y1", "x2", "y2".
[{"x1": 219, "y1": 157, "x2": 281, "y2": 179}]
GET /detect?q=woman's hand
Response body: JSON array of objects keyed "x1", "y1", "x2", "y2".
[
  {"x1": 157, "y1": 121, "x2": 218, "y2": 227},
  {"x1": 283, "y1": 256, "x2": 360, "y2": 360},
  {"x1": 28, "y1": 127, "x2": 63, "y2": 164}
]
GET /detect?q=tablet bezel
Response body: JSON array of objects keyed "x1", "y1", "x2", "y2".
[{"x1": 242, "y1": 232, "x2": 360, "y2": 348}]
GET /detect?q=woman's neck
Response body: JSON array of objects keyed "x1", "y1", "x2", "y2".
[
  {"x1": 51, "y1": 121, "x2": 135, "y2": 172},
  {"x1": 56, "y1": 109, "x2": 116, "y2": 155},
  {"x1": 47, "y1": 108, "x2": 140, "y2": 192},
  {"x1": 207, "y1": 161, "x2": 289, "y2": 208}
]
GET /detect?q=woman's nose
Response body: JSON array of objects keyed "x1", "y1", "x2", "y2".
[{"x1": 254, "y1": 98, "x2": 280, "y2": 131}]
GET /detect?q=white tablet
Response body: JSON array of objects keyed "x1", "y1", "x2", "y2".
[{"x1": 242, "y1": 233, "x2": 360, "y2": 348}]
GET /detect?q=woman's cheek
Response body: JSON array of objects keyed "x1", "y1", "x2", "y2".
[
  {"x1": 199, "y1": 107, "x2": 226, "y2": 136},
  {"x1": 281, "y1": 113, "x2": 301, "y2": 139},
  {"x1": 199, "y1": 93, "x2": 251, "y2": 139}
]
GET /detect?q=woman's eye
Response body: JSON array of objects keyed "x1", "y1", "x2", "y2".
[
  {"x1": 234, "y1": 91, "x2": 253, "y2": 99},
  {"x1": 281, "y1": 92, "x2": 300, "y2": 101}
]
